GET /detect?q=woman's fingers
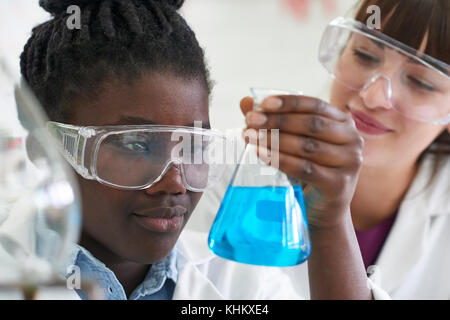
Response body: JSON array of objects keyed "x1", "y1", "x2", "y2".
[
  {"x1": 240, "y1": 96, "x2": 254, "y2": 116},
  {"x1": 244, "y1": 130, "x2": 363, "y2": 168},
  {"x1": 256, "y1": 146, "x2": 344, "y2": 194},
  {"x1": 260, "y1": 95, "x2": 348, "y2": 122},
  {"x1": 246, "y1": 111, "x2": 358, "y2": 145},
  {"x1": 239, "y1": 94, "x2": 364, "y2": 224},
  {"x1": 255, "y1": 146, "x2": 362, "y2": 201}
]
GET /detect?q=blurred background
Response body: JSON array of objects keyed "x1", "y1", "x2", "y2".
[
  {"x1": 0, "y1": 0, "x2": 359, "y2": 132},
  {"x1": 0, "y1": 0, "x2": 83, "y2": 297},
  {"x1": 183, "y1": 0, "x2": 359, "y2": 130}
]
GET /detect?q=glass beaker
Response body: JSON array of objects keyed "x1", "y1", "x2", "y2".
[{"x1": 208, "y1": 88, "x2": 311, "y2": 267}]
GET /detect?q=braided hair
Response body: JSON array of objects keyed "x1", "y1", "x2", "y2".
[{"x1": 20, "y1": 0, "x2": 211, "y2": 122}]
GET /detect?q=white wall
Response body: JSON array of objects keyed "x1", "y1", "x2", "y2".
[
  {"x1": 0, "y1": 0, "x2": 50, "y2": 135},
  {"x1": 182, "y1": 0, "x2": 358, "y2": 130},
  {"x1": 0, "y1": 0, "x2": 359, "y2": 132}
]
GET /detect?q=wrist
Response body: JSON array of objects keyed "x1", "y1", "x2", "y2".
[
  {"x1": 309, "y1": 207, "x2": 353, "y2": 234},
  {"x1": 308, "y1": 213, "x2": 354, "y2": 247}
]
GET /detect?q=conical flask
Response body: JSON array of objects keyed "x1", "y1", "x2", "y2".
[{"x1": 208, "y1": 88, "x2": 311, "y2": 267}]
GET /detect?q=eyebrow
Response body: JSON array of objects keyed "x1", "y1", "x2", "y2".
[
  {"x1": 407, "y1": 56, "x2": 449, "y2": 76},
  {"x1": 369, "y1": 38, "x2": 385, "y2": 49},
  {"x1": 366, "y1": 34, "x2": 449, "y2": 76},
  {"x1": 112, "y1": 116, "x2": 211, "y2": 129}
]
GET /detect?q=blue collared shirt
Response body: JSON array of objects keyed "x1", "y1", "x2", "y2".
[{"x1": 66, "y1": 244, "x2": 178, "y2": 300}]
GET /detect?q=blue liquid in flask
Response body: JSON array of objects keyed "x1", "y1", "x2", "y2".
[{"x1": 208, "y1": 185, "x2": 311, "y2": 267}]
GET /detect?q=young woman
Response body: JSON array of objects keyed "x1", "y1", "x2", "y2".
[
  {"x1": 18, "y1": 0, "x2": 388, "y2": 299},
  {"x1": 228, "y1": 0, "x2": 449, "y2": 299}
]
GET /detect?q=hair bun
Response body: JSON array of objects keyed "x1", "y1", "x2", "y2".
[
  {"x1": 154, "y1": 0, "x2": 185, "y2": 10},
  {"x1": 166, "y1": 0, "x2": 185, "y2": 10},
  {"x1": 40, "y1": 0, "x2": 185, "y2": 15},
  {"x1": 39, "y1": 0, "x2": 102, "y2": 15}
]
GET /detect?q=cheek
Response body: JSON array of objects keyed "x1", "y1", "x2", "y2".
[
  {"x1": 329, "y1": 80, "x2": 353, "y2": 113},
  {"x1": 187, "y1": 192, "x2": 203, "y2": 215},
  {"x1": 76, "y1": 177, "x2": 129, "y2": 231},
  {"x1": 363, "y1": 120, "x2": 445, "y2": 167},
  {"x1": 396, "y1": 121, "x2": 446, "y2": 151}
]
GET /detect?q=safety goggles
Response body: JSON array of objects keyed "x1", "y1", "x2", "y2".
[
  {"x1": 47, "y1": 121, "x2": 231, "y2": 192},
  {"x1": 319, "y1": 17, "x2": 450, "y2": 124}
]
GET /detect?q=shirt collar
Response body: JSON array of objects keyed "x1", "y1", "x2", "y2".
[
  {"x1": 64, "y1": 242, "x2": 179, "y2": 300},
  {"x1": 132, "y1": 246, "x2": 178, "y2": 299}
]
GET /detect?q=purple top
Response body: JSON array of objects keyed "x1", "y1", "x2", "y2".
[{"x1": 355, "y1": 213, "x2": 398, "y2": 270}]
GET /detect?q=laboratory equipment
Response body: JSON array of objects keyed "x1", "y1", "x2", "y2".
[
  {"x1": 0, "y1": 46, "x2": 83, "y2": 299},
  {"x1": 208, "y1": 88, "x2": 311, "y2": 267}
]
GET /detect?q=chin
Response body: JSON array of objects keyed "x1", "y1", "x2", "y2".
[
  {"x1": 119, "y1": 229, "x2": 184, "y2": 264},
  {"x1": 125, "y1": 242, "x2": 177, "y2": 264}
]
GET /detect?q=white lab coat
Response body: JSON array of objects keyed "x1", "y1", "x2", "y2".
[
  {"x1": 188, "y1": 152, "x2": 450, "y2": 300},
  {"x1": 171, "y1": 228, "x2": 387, "y2": 299},
  {"x1": 4, "y1": 152, "x2": 446, "y2": 300},
  {"x1": 0, "y1": 189, "x2": 389, "y2": 300}
]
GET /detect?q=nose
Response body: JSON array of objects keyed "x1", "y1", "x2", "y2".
[
  {"x1": 359, "y1": 74, "x2": 394, "y2": 110},
  {"x1": 144, "y1": 163, "x2": 187, "y2": 195}
]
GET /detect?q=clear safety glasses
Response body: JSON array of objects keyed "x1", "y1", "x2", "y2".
[
  {"x1": 47, "y1": 121, "x2": 231, "y2": 192},
  {"x1": 319, "y1": 17, "x2": 450, "y2": 124}
]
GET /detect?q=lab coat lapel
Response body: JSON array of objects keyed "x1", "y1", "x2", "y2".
[
  {"x1": 373, "y1": 196, "x2": 429, "y2": 293},
  {"x1": 172, "y1": 261, "x2": 225, "y2": 300},
  {"x1": 173, "y1": 229, "x2": 226, "y2": 300},
  {"x1": 374, "y1": 156, "x2": 450, "y2": 293}
]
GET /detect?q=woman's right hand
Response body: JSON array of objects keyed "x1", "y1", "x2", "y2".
[{"x1": 240, "y1": 95, "x2": 364, "y2": 232}]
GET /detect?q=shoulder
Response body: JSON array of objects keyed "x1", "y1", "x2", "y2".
[{"x1": 402, "y1": 154, "x2": 450, "y2": 215}]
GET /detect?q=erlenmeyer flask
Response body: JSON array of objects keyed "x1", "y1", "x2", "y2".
[{"x1": 208, "y1": 88, "x2": 311, "y2": 267}]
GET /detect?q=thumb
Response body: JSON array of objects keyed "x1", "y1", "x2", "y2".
[{"x1": 240, "y1": 96, "x2": 254, "y2": 116}]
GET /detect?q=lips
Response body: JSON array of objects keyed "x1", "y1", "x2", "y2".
[
  {"x1": 134, "y1": 206, "x2": 187, "y2": 219},
  {"x1": 132, "y1": 206, "x2": 187, "y2": 233},
  {"x1": 350, "y1": 110, "x2": 393, "y2": 135}
]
